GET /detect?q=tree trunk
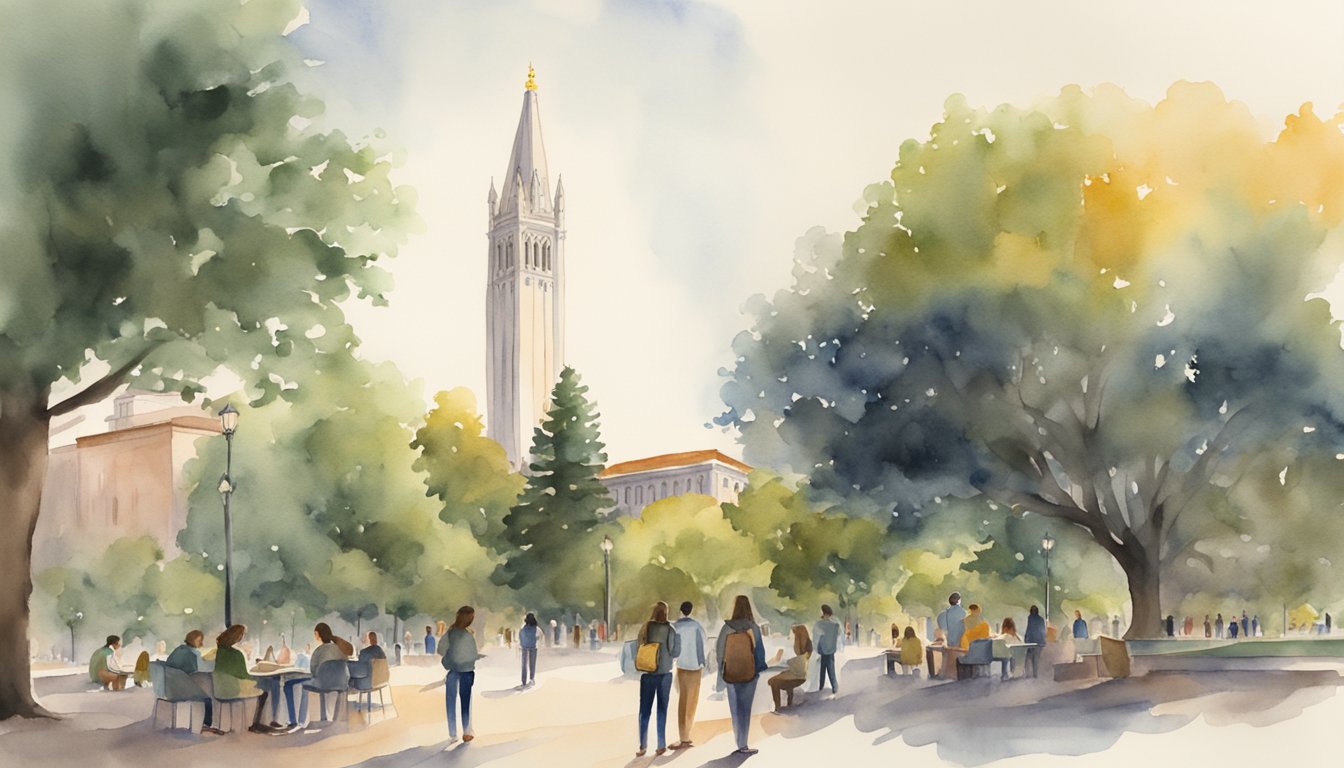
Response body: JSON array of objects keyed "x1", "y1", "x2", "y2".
[
  {"x1": 0, "y1": 390, "x2": 55, "y2": 719},
  {"x1": 1120, "y1": 550, "x2": 1164, "y2": 640}
]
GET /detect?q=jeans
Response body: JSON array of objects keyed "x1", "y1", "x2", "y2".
[
  {"x1": 726, "y1": 678, "x2": 758, "y2": 750},
  {"x1": 521, "y1": 646, "x2": 537, "y2": 685},
  {"x1": 817, "y1": 653, "x2": 838, "y2": 693},
  {"x1": 445, "y1": 670, "x2": 475, "y2": 738},
  {"x1": 638, "y1": 672, "x2": 673, "y2": 749},
  {"x1": 202, "y1": 698, "x2": 213, "y2": 727}
]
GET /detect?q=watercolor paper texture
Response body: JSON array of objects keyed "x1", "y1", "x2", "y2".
[{"x1": 3, "y1": 1, "x2": 1344, "y2": 766}]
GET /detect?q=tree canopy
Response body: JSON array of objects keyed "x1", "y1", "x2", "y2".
[{"x1": 719, "y1": 83, "x2": 1344, "y2": 637}]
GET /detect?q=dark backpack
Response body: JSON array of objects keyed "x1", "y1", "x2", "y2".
[{"x1": 721, "y1": 626, "x2": 756, "y2": 683}]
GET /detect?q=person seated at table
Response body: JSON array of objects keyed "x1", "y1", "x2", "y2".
[
  {"x1": 276, "y1": 635, "x2": 293, "y2": 666},
  {"x1": 358, "y1": 631, "x2": 386, "y2": 663},
  {"x1": 961, "y1": 604, "x2": 991, "y2": 650},
  {"x1": 167, "y1": 630, "x2": 224, "y2": 735},
  {"x1": 998, "y1": 617, "x2": 1021, "y2": 643},
  {"x1": 768, "y1": 625, "x2": 812, "y2": 712},
  {"x1": 89, "y1": 635, "x2": 129, "y2": 691},
  {"x1": 899, "y1": 626, "x2": 923, "y2": 673},
  {"x1": 212, "y1": 624, "x2": 275, "y2": 734}
]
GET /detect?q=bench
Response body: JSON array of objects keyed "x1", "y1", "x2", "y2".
[{"x1": 926, "y1": 644, "x2": 965, "y2": 680}]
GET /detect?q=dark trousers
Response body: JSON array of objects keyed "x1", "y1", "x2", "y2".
[
  {"x1": 1024, "y1": 646, "x2": 1042, "y2": 678},
  {"x1": 638, "y1": 672, "x2": 672, "y2": 750},
  {"x1": 817, "y1": 653, "x2": 838, "y2": 693},
  {"x1": 445, "y1": 671, "x2": 474, "y2": 738},
  {"x1": 521, "y1": 647, "x2": 537, "y2": 684},
  {"x1": 250, "y1": 691, "x2": 271, "y2": 728},
  {"x1": 202, "y1": 698, "x2": 213, "y2": 726}
]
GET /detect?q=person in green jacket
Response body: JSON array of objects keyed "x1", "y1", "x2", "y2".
[
  {"x1": 442, "y1": 606, "x2": 484, "y2": 743},
  {"x1": 89, "y1": 635, "x2": 128, "y2": 691},
  {"x1": 213, "y1": 624, "x2": 275, "y2": 734}
]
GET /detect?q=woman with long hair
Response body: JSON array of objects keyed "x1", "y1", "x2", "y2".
[
  {"x1": 519, "y1": 613, "x2": 540, "y2": 687},
  {"x1": 715, "y1": 595, "x2": 767, "y2": 755},
  {"x1": 442, "y1": 606, "x2": 482, "y2": 743},
  {"x1": 213, "y1": 624, "x2": 274, "y2": 733},
  {"x1": 768, "y1": 624, "x2": 812, "y2": 712},
  {"x1": 635, "y1": 601, "x2": 681, "y2": 756}
]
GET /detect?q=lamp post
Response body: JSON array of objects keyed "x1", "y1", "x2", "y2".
[
  {"x1": 67, "y1": 610, "x2": 83, "y2": 663},
  {"x1": 1041, "y1": 532, "x2": 1056, "y2": 625},
  {"x1": 601, "y1": 535, "x2": 614, "y2": 641},
  {"x1": 218, "y1": 403, "x2": 239, "y2": 628}
]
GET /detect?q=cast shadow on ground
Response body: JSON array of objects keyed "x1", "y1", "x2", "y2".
[{"x1": 761, "y1": 655, "x2": 1344, "y2": 766}]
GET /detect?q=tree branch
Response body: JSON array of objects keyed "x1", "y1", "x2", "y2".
[{"x1": 48, "y1": 343, "x2": 162, "y2": 417}]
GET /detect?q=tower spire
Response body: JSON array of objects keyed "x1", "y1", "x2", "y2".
[
  {"x1": 499, "y1": 65, "x2": 550, "y2": 215},
  {"x1": 525, "y1": 63, "x2": 537, "y2": 91}
]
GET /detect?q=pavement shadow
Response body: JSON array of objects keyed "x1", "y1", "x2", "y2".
[{"x1": 760, "y1": 658, "x2": 1344, "y2": 766}]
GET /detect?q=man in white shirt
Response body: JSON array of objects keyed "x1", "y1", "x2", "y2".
[{"x1": 670, "y1": 601, "x2": 707, "y2": 750}]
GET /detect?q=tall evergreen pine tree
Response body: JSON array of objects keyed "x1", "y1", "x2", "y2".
[{"x1": 498, "y1": 366, "x2": 616, "y2": 615}]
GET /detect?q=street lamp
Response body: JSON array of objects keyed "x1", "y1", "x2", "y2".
[
  {"x1": 67, "y1": 610, "x2": 83, "y2": 663},
  {"x1": 601, "y1": 535, "x2": 614, "y2": 641},
  {"x1": 1041, "y1": 532, "x2": 1056, "y2": 625},
  {"x1": 218, "y1": 403, "x2": 239, "y2": 627}
]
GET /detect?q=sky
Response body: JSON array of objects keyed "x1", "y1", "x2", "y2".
[{"x1": 55, "y1": 0, "x2": 1344, "y2": 461}]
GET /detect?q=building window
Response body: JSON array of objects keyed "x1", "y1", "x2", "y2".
[
  {"x1": 636, "y1": 486, "x2": 643, "y2": 504},
  {"x1": 698, "y1": 477, "x2": 705, "y2": 493},
  {"x1": 648, "y1": 485, "x2": 655, "y2": 501},
  {"x1": 673, "y1": 480, "x2": 681, "y2": 495},
  {"x1": 722, "y1": 477, "x2": 729, "y2": 488},
  {"x1": 624, "y1": 487, "x2": 631, "y2": 504}
]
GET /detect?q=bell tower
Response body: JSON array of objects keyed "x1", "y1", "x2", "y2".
[{"x1": 486, "y1": 65, "x2": 566, "y2": 468}]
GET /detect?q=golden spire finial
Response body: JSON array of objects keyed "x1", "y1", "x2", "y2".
[{"x1": 525, "y1": 63, "x2": 537, "y2": 91}]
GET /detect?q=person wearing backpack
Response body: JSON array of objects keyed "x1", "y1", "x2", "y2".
[
  {"x1": 716, "y1": 594, "x2": 768, "y2": 755},
  {"x1": 442, "y1": 606, "x2": 485, "y2": 744},
  {"x1": 634, "y1": 601, "x2": 681, "y2": 756},
  {"x1": 812, "y1": 604, "x2": 843, "y2": 696}
]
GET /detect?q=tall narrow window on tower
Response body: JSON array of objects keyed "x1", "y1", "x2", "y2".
[{"x1": 485, "y1": 65, "x2": 567, "y2": 469}]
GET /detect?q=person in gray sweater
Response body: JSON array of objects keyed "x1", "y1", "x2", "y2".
[
  {"x1": 634, "y1": 601, "x2": 682, "y2": 756},
  {"x1": 715, "y1": 595, "x2": 768, "y2": 756},
  {"x1": 441, "y1": 606, "x2": 483, "y2": 743}
]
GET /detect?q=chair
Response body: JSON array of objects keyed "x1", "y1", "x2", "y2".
[
  {"x1": 349, "y1": 658, "x2": 393, "y2": 714},
  {"x1": 301, "y1": 659, "x2": 351, "y2": 724},
  {"x1": 955, "y1": 639, "x2": 995, "y2": 680},
  {"x1": 149, "y1": 662, "x2": 211, "y2": 731},
  {"x1": 211, "y1": 669, "x2": 262, "y2": 733},
  {"x1": 1098, "y1": 636, "x2": 1131, "y2": 678}
]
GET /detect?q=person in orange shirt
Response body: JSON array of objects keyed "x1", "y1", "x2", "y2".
[{"x1": 961, "y1": 604, "x2": 991, "y2": 649}]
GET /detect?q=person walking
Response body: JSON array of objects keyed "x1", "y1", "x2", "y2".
[
  {"x1": 768, "y1": 625, "x2": 812, "y2": 711},
  {"x1": 519, "y1": 613, "x2": 540, "y2": 687},
  {"x1": 670, "y1": 601, "x2": 706, "y2": 750},
  {"x1": 1228, "y1": 619, "x2": 1240, "y2": 639},
  {"x1": 1204, "y1": 615, "x2": 1212, "y2": 638},
  {"x1": 812, "y1": 604, "x2": 843, "y2": 696},
  {"x1": 634, "y1": 602, "x2": 681, "y2": 757},
  {"x1": 717, "y1": 595, "x2": 767, "y2": 756},
  {"x1": 1184, "y1": 616, "x2": 1195, "y2": 637},
  {"x1": 1251, "y1": 615, "x2": 1259, "y2": 636},
  {"x1": 1023, "y1": 606, "x2": 1046, "y2": 678},
  {"x1": 937, "y1": 593, "x2": 968, "y2": 650},
  {"x1": 1215, "y1": 613, "x2": 1224, "y2": 639},
  {"x1": 423, "y1": 625, "x2": 436, "y2": 656},
  {"x1": 1165, "y1": 615, "x2": 1175, "y2": 638},
  {"x1": 442, "y1": 606, "x2": 483, "y2": 744}
]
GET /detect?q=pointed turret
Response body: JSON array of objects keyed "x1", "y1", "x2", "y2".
[
  {"x1": 488, "y1": 178, "x2": 498, "y2": 219},
  {"x1": 498, "y1": 64, "x2": 550, "y2": 216}
]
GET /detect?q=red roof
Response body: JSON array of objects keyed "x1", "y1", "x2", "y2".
[{"x1": 600, "y1": 449, "x2": 752, "y2": 478}]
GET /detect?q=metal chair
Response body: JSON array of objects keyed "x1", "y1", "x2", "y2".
[
  {"x1": 149, "y1": 661, "x2": 211, "y2": 731},
  {"x1": 211, "y1": 669, "x2": 262, "y2": 733},
  {"x1": 348, "y1": 658, "x2": 393, "y2": 716},
  {"x1": 300, "y1": 659, "x2": 351, "y2": 724}
]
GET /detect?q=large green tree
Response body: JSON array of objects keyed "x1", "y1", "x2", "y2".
[
  {"x1": 0, "y1": 0, "x2": 415, "y2": 716},
  {"x1": 497, "y1": 366, "x2": 617, "y2": 616},
  {"x1": 719, "y1": 83, "x2": 1344, "y2": 638}
]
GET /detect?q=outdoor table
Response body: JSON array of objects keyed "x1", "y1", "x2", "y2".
[
  {"x1": 1003, "y1": 642, "x2": 1033, "y2": 678},
  {"x1": 925, "y1": 643, "x2": 965, "y2": 679},
  {"x1": 249, "y1": 665, "x2": 311, "y2": 726}
]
